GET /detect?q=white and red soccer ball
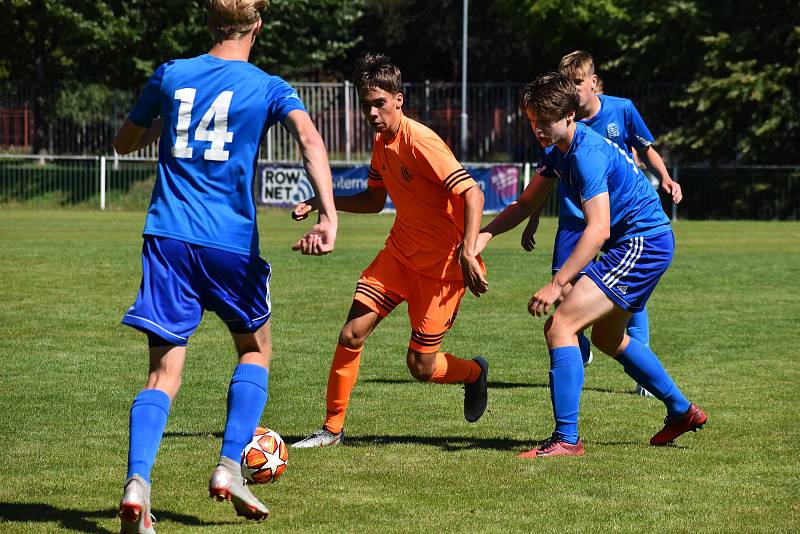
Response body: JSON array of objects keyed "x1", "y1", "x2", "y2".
[{"x1": 241, "y1": 427, "x2": 288, "y2": 484}]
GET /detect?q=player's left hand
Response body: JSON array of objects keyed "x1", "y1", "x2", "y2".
[
  {"x1": 661, "y1": 179, "x2": 683, "y2": 204},
  {"x1": 292, "y1": 219, "x2": 336, "y2": 255},
  {"x1": 528, "y1": 278, "x2": 563, "y2": 317},
  {"x1": 521, "y1": 218, "x2": 539, "y2": 252},
  {"x1": 459, "y1": 249, "x2": 488, "y2": 297}
]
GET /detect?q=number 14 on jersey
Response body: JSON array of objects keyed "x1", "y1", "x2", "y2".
[{"x1": 172, "y1": 88, "x2": 234, "y2": 162}]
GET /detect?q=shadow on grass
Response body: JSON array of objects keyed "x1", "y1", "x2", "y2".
[
  {"x1": 0, "y1": 502, "x2": 239, "y2": 533},
  {"x1": 161, "y1": 431, "x2": 643, "y2": 451},
  {"x1": 364, "y1": 377, "x2": 622, "y2": 394},
  {"x1": 164, "y1": 430, "x2": 223, "y2": 438},
  {"x1": 293, "y1": 433, "x2": 537, "y2": 452}
]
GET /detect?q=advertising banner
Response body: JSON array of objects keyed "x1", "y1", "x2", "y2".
[{"x1": 258, "y1": 163, "x2": 521, "y2": 212}]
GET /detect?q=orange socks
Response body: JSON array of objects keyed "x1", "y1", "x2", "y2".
[
  {"x1": 324, "y1": 347, "x2": 478, "y2": 432},
  {"x1": 430, "y1": 352, "x2": 480, "y2": 384},
  {"x1": 324, "y1": 343, "x2": 362, "y2": 434}
]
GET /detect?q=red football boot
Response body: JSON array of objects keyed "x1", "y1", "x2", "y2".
[
  {"x1": 518, "y1": 435, "x2": 585, "y2": 458},
  {"x1": 650, "y1": 403, "x2": 707, "y2": 445}
]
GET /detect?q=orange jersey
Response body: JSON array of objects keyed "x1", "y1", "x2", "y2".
[{"x1": 368, "y1": 115, "x2": 481, "y2": 280}]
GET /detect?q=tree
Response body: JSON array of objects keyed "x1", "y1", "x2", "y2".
[
  {"x1": 1, "y1": 0, "x2": 127, "y2": 152},
  {"x1": 0, "y1": 0, "x2": 365, "y2": 152},
  {"x1": 663, "y1": 3, "x2": 800, "y2": 164},
  {"x1": 604, "y1": 0, "x2": 800, "y2": 164}
]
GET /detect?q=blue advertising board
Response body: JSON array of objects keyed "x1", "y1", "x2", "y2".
[{"x1": 257, "y1": 163, "x2": 521, "y2": 213}]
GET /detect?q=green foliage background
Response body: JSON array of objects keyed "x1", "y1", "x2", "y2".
[{"x1": 1, "y1": 0, "x2": 798, "y2": 163}]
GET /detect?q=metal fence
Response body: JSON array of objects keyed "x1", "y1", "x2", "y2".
[
  {"x1": 1, "y1": 80, "x2": 677, "y2": 163},
  {"x1": 674, "y1": 165, "x2": 800, "y2": 220},
  {"x1": 1, "y1": 154, "x2": 797, "y2": 220}
]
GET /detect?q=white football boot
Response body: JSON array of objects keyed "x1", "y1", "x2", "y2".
[{"x1": 291, "y1": 427, "x2": 344, "y2": 448}]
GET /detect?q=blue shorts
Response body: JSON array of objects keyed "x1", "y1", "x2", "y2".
[
  {"x1": 551, "y1": 226, "x2": 594, "y2": 275},
  {"x1": 585, "y1": 230, "x2": 674, "y2": 313},
  {"x1": 122, "y1": 236, "x2": 272, "y2": 346}
]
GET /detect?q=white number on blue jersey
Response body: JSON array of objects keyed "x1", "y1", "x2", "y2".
[
  {"x1": 171, "y1": 89, "x2": 234, "y2": 161},
  {"x1": 172, "y1": 88, "x2": 196, "y2": 158}
]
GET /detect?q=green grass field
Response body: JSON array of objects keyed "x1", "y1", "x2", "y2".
[{"x1": 1, "y1": 210, "x2": 799, "y2": 532}]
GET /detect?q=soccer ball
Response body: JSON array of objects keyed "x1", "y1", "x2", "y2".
[{"x1": 241, "y1": 427, "x2": 288, "y2": 484}]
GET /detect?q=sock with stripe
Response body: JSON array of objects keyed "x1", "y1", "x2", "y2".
[
  {"x1": 549, "y1": 346, "x2": 584, "y2": 444},
  {"x1": 220, "y1": 363, "x2": 268, "y2": 462},
  {"x1": 127, "y1": 389, "x2": 171, "y2": 483},
  {"x1": 615, "y1": 337, "x2": 691, "y2": 416},
  {"x1": 324, "y1": 343, "x2": 362, "y2": 434},
  {"x1": 430, "y1": 352, "x2": 481, "y2": 384},
  {"x1": 627, "y1": 307, "x2": 651, "y2": 347},
  {"x1": 578, "y1": 331, "x2": 592, "y2": 365}
]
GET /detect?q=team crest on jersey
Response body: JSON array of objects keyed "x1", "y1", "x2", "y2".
[
  {"x1": 606, "y1": 122, "x2": 620, "y2": 139},
  {"x1": 617, "y1": 284, "x2": 629, "y2": 295},
  {"x1": 400, "y1": 166, "x2": 413, "y2": 182}
]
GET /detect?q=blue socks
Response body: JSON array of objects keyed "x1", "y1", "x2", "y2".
[
  {"x1": 549, "y1": 346, "x2": 584, "y2": 444},
  {"x1": 220, "y1": 364, "x2": 269, "y2": 462},
  {"x1": 127, "y1": 389, "x2": 171, "y2": 483},
  {"x1": 616, "y1": 338, "x2": 690, "y2": 416},
  {"x1": 626, "y1": 308, "x2": 650, "y2": 347},
  {"x1": 577, "y1": 332, "x2": 592, "y2": 365},
  {"x1": 125, "y1": 364, "x2": 268, "y2": 482}
]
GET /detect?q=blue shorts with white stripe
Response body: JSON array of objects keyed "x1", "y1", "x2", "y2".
[
  {"x1": 122, "y1": 235, "x2": 272, "y2": 346},
  {"x1": 585, "y1": 230, "x2": 674, "y2": 313}
]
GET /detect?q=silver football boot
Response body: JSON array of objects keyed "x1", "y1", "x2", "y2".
[
  {"x1": 291, "y1": 427, "x2": 344, "y2": 448},
  {"x1": 208, "y1": 456, "x2": 269, "y2": 520},
  {"x1": 118, "y1": 474, "x2": 156, "y2": 534}
]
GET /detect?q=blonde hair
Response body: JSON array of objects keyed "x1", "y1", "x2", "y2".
[
  {"x1": 558, "y1": 50, "x2": 595, "y2": 80},
  {"x1": 206, "y1": 0, "x2": 267, "y2": 43}
]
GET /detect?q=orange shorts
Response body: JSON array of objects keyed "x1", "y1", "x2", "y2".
[{"x1": 353, "y1": 249, "x2": 465, "y2": 353}]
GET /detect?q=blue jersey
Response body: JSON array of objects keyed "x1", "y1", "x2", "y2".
[
  {"x1": 537, "y1": 123, "x2": 669, "y2": 247},
  {"x1": 129, "y1": 54, "x2": 307, "y2": 256},
  {"x1": 557, "y1": 94, "x2": 655, "y2": 229}
]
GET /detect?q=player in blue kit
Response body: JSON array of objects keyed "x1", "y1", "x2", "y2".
[
  {"x1": 111, "y1": 1, "x2": 338, "y2": 531},
  {"x1": 520, "y1": 51, "x2": 683, "y2": 397},
  {"x1": 476, "y1": 72, "x2": 705, "y2": 458}
]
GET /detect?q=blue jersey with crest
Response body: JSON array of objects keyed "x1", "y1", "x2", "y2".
[
  {"x1": 129, "y1": 54, "x2": 306, "y2": 256},
  {"x1": 537, "y1": 123, "x2": 669, "y2": 247},
  {"x1": 556, "y1": 94, "x2": 655, "y2": 230}
]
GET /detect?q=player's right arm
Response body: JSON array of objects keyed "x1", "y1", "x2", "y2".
[
  {"x1": 475, "y1": 173, "x2": 554, "y2": 254},
  {"x1": 113, "y1": 118, "x2": 163, "y2": 155},
  {"x1": 284, "y1": 109, "x2": 338, "y2": 255},
  {"x1": 291, "y1": 185, "x2": 387, "y2": 219},
  {"x1": 292, "y1": 143, "x2": 387, "y2": 219},
  {"x1": 114, "y1": 64, "x2": 167, "y2": 155}
]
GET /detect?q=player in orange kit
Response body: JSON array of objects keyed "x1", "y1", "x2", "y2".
[{"x1": 291, "y1": 53, "x2": 490, "y2": 447}]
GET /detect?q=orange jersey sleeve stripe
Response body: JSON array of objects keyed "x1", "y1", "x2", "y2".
[
  {"x1": 367, "y1": 166, "x2": 384, "y2": 188},
  {"x1": 443, "y1": 168, "x2": 472, "y2": 192}
]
